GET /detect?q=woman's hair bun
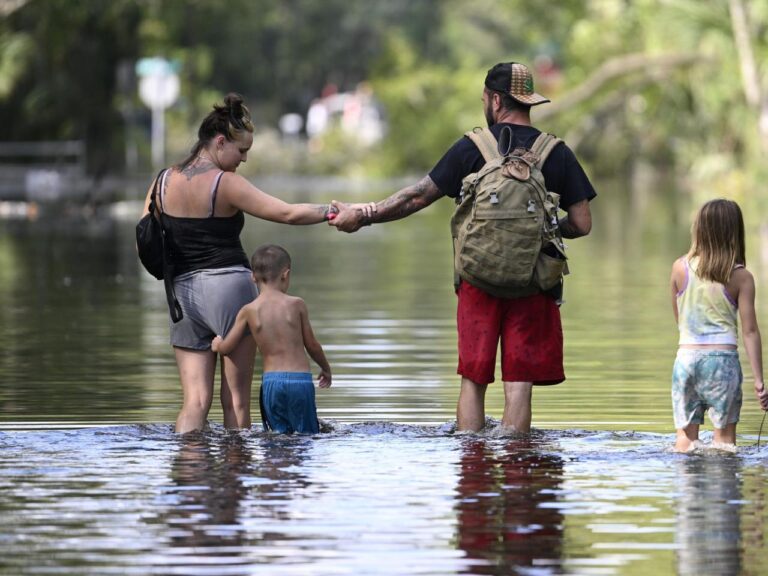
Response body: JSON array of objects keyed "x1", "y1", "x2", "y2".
[
  {"x1": 221, "y1": 92, "x2": 252, "y2": 131},
  {"x1": 223, "y1": 92, "x2": 245, "y2": 113}
]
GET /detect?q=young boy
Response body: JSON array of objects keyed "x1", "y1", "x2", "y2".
[{"x1": 212, "y1": 244, "x2": 332, "y2": 434}]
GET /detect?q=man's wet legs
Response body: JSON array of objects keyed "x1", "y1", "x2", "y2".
[
  {"x1": 501, "y1": 381, "x2": 532, "y2": 433},
  {"x1": 457, "y1": 377, "x2": 488, "y2": 431}
]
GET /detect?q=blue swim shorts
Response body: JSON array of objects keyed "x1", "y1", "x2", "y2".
[
  {"x1": 260, "y1": 372, "x2": 319, "y2": 434},
  {"x1": 671, "y1": 349, "x2": 742, "y2": 430}
]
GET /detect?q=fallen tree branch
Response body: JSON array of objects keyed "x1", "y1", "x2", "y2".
[{"x1": 537, "y1": 52, "x2": 705, "y2": 120}]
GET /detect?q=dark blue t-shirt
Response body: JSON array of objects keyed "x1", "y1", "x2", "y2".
[{"x1": 429, "y1": 123, "x2": 597, "y2": 209}]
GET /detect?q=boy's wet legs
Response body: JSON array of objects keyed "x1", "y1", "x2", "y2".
[
  {"x1": 501, "y1": 381, "x2": 532, "y2": 433},
  {"x1": 457, "y1": 377, "x2": 487, "y2": 431}
]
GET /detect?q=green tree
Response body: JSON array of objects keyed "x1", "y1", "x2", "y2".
[{"x1": 0, "y1": 0, "x2": 142, "y2": 175}]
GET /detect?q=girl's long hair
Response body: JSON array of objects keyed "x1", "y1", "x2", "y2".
[
  {"x1": 177, "y1": 92, "x2": 254, "y2": 169},
  {"x1": 688, "y1": 198, "x2": 745, "y2": 284}
]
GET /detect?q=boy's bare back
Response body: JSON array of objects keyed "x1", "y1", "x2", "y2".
[
  {"x1": 212, "y1": 249, "x2": 331, "y2": 389},
  {"x1": 243, "y1": 290, "x2": 312, "y2": 374}
]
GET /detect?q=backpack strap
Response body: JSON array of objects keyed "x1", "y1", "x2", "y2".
[
  {"x1": 530, "y1": 132, "x2": 562, "y2": 168},
  {"x1": 465, "y1": 127, "x2": 501, "y2": 163}
]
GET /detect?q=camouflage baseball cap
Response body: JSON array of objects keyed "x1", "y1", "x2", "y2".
[{"x1": 484, "y1": 62, "x2": 550, "y2": 106}]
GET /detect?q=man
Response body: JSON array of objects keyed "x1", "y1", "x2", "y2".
[{"x1": 330, "y1": 62, "x2": 595, "y2": 433}]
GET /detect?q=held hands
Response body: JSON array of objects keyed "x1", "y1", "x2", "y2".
[
  {"x1": 756, "y1": 381, "x2": 768, "y2": 411},
  {"x1": 327, "y1": 200, "x2": 377, "y2": 233},
  {"x1": 317, "y1": 369, "x2": 332, "y2": 388}
]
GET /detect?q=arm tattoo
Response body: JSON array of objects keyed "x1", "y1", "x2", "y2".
[
  {"x1": 294, "y1": 203, "x2": 329, "y2": 222},
  {"x1": 368, "y1": 176, "x2": 443, "y2": 224},
  {"x1": 312, "y1": 204, "x2": 329, "y2": 219}
]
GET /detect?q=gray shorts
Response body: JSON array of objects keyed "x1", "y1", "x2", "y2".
[{"x1": 170, "y1": 266, "x2": 257, "y2": 350}]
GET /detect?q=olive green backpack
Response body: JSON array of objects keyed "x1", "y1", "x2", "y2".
[{"x1": 450, "y1": 126, "x2": 568, "y2": 299}]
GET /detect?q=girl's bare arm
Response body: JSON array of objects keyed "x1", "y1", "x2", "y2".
[{"x1": 736, "y1": 268, "x2": 766, "y2": 408}]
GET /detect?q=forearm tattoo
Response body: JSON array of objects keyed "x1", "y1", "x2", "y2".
[
  {"x1": 312, "y1": 204, "x2": 329, "y2": 219},
  {"x1": 367, "y1": 176, "x2": 443, "y2": 224}
]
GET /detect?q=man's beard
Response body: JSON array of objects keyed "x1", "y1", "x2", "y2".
[{"x1": 484, "y1": 102, "x2": 495, "y2": 128}]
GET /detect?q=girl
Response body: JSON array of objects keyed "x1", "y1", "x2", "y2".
[{"x1": 670, "y1": 198, "x2": 768, "y2": 451}]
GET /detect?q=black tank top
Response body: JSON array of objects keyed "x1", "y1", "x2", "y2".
[{"x1": 159, "y1": 170, "x2": 250, "y2": 276}]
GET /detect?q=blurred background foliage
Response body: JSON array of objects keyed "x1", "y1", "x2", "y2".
[{"x1": 1, "y1": 0, "x2": 767, "y2": 207}]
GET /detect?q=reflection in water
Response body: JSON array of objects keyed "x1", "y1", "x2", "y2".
[
  {"x1": 3, "y1": 426, "x2": 768, "y2": 574},
  {"x1": 455, "y1": 437, "x2": 565, "y2": 575},
  {"x1": 156, "y1": 433, "x2": 252, "y2": 573},
  {"x1": 154, "y1": 431, "x2": 318, "y2": 573},
  {"x1": 740, "y1": 463, "x2": 768, "y2": 575},
  {"x1": 243, "y1": 435, "x2": 314, "y2": 533},
  {"x1": 675, "y1": 455, "x2": 741, "y2": 576}
]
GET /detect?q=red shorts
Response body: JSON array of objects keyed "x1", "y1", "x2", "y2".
[{"x1": 456, "y1": 281, "x2": 564, "y2": 385}]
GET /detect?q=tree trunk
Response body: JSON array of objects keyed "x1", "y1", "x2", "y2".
[{"x1": 728, "y1": 0, "x2": 768, "y2": 153}]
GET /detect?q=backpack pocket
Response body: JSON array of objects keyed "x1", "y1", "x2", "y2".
[
  {"x1": 457, "y1": 209, "x2": 539, "y2": 288},
  {"x1": 533, "y1": 239, "x2": 567, "y2": 290}
]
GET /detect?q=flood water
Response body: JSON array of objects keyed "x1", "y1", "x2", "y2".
[{"x1": 1, "y1": 184, "x2": 767, "y2": 575}]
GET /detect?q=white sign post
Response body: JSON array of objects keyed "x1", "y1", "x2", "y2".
[{"x1": 136, "y1": 58, "x2": 180, "y2": 169}]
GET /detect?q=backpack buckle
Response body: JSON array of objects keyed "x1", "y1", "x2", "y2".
[{"x1": 490, "y1": 191, "x2": 499, "y2": 205}]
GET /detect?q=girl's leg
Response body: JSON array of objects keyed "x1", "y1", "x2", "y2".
[
  {"x1": 675, "y1": 424, "x2": 700, "y2": 452},
  {"x1": 175, "y1": 347, "x2": 217, "y2": 433},
  {"x1": 713, "y1": 423, "x2": 737, "y2": 446},
  {"x1": 220, "y1": 336, "x2": 256, "y2": 430}
]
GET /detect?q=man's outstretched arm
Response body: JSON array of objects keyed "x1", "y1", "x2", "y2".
[{"x1": 330, "y1": 175, "x2": 444, "y2": 233}]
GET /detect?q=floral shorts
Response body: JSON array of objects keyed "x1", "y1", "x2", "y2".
[{"x1": 671, "y1": 349, "x2": 742, "y2": 429}]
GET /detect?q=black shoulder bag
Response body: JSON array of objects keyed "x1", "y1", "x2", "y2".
[{"x1": 136, "y1": 169, "x2": 184, "y2": 323}]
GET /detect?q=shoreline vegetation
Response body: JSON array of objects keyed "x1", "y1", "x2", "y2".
[{"x1": 2, "y1": 2, "x2": 767, "y2": 215}]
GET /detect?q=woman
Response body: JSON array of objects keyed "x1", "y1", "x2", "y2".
[{"x1": 141, "y1": 93, "x2": 332, "y2": 433}]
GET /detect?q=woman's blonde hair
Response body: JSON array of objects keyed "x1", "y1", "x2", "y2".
[{"x1": 688, "y1": 198, "x2": 745, "y2": 284}]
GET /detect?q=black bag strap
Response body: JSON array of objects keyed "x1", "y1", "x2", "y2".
[
  {"x1": 163, "y1": 269, "x2": 183, "y2": 323},
  {"x1": 147, "y1": 168, "x2": 166, "y2": 216},
  {"x1": 151, "y1": 168, "x2": 183, "y2": 324}
]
